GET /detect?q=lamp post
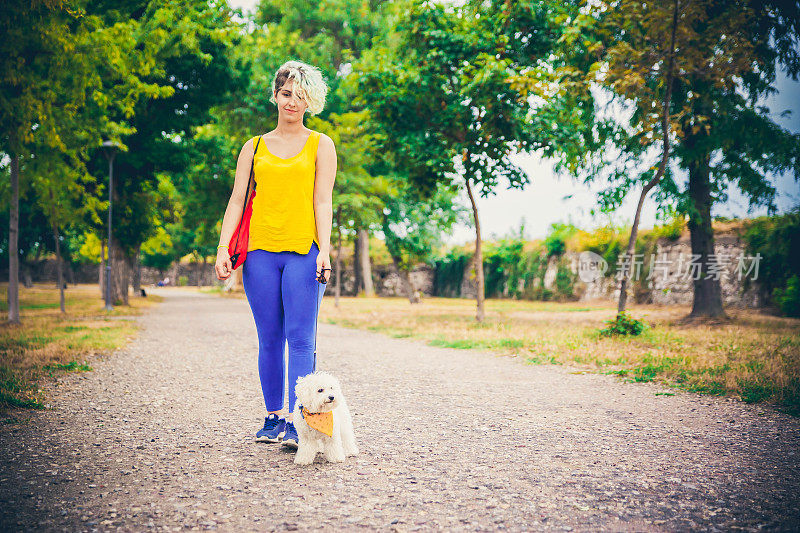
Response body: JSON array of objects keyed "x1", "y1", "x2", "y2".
[{"x1": 101, "y1": 140, "x2": 118, "y2": 311}]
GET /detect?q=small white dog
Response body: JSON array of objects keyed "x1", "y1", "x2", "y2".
[{"x1": 292, "y1": 371, "x2": 358, "y2": 465}]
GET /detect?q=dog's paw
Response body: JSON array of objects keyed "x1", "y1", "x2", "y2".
[
  {"x1": 294, "y1": 455, "x2": 314, "y2": 465},
  {"x1": 344, "y1": 446, "x2": 359, "y2": 457},
  {"x1": 324, "y1": 450, "x2": 346, "y2": 463}
]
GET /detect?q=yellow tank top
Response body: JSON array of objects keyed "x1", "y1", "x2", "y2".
[{"x1": 248, "y1": 130, "x2": 322, "y2": 254}]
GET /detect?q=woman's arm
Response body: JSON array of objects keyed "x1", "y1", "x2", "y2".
[
  {"x1": 215, "y1": 137, "x2": 256, "y2": 280},
  {"x1": 313, "y1": 133, "x2": 337, "y2": 255},
  {"x1": 219, "y1": 137, "x2": 257, "y2": 245}
]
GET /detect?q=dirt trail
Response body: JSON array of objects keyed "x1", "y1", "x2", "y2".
[{"x1": 1, "y1": 288, "x2": 798, "y2": 531}]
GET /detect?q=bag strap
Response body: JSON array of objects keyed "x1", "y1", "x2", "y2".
[
  {"x1": 245, "y1": 135, "x2": 261, "y2": 202},
  {"x1": 230, "y1": 136, "x2": 262, "y2": 255}
]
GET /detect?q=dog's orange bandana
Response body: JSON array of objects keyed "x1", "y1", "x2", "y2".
[{"x1": 301, "y1": 406, "x2": 333, "y2": 437}]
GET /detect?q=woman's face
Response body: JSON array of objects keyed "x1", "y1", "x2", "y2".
[{"x1": 275, "y1": 79, "x2": 308, "y2": 121}]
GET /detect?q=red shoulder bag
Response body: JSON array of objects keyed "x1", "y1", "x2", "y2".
[{"x1": 228, "y1": 136, "x2": 261, "y2": 270}]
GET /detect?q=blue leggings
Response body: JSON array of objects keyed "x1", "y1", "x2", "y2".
[{"x1": 242, "y1": 241, "x2": 326, "y2": 413}]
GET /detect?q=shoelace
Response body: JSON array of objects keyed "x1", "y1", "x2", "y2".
[{"x1": 263, "y1": 416, "x2": 282, "y2": 431}]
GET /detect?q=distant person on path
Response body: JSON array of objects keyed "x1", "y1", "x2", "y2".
[{"x1": 214, "y1": 60, "x2": 336, "y2": 450}]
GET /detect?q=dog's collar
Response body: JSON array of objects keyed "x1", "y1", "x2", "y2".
[
  {"x1": 299, "y1": 404, "x2": 333, "y2": 437},
  {"x1": 298, "y1": 404, "x2": 323, "y2": 415}
]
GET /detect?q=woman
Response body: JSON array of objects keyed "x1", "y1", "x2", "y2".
[{"x1": 215, "y1": 60, "x2": 337, "y2": 450}]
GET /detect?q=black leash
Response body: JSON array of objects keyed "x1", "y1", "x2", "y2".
[{"x1": 313, "y1": 267, "x2": 331, "y2": 371}]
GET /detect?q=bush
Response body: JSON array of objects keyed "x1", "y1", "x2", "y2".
[
  {"x1": 432, "y1": 247, "x2": 471, "y2": 297},
  {"x1": 554, "y1": 263, "x2": 575, "y2": 299},
  {"x1": 741, "y1": 208, "x2": 800, "y2": 316},
  {"x1": 544, "y1": 222, "x2": 578, "y2": 258},
  {"x1": 600, "y1": 312, "x2": 648, "y2": 337},
  {"x1": 773, "y1": 275, "x2": 800, "y2": 318},
  {"x1": 178, "y1": 275, "x2": 188, "y2": 287},
  {"x1": 651, "y1": 215, "x2": 686, "y2": 241}
]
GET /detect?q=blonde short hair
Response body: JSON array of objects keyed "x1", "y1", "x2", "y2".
[{"x1": 269, "y1": 60, "x2": 328, "y2": 116}]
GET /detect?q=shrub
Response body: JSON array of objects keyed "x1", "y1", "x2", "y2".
[
  {"x1": 741, "y1": 207, "x2": 800, "y2": 316},
  {"x1": 554, "y1": 263, "x2": 575, "y2": 299},
  {"x1": 651, "y1": 215, "x2": 686, "y2": 241},
  {"x1": 599, "y1": 312, "x2": 648, "y2": 337},
  {"x1": 773, "y1": 275, "x2": 800, "y2": 318},
  {"x1": 544, "y1": 222, "x2": 578, "y2": 258},
  {"x1": 432, "y1": 247, "x2": 471, "y2": 297}
]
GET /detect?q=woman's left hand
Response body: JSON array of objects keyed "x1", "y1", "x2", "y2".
[{"x1": 316, "y1": 250, "x2": 332, "y2": 283}]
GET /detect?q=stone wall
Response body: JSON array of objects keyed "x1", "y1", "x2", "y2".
[
  {"x1": 7, "y1": 230, "x2": 766, "y2": 307},
  {"x1": 5, "y1": 260, "x2": 220, "y2": 289},
  {"x1": 561, "y1": 234, "x2": 765, "y2": 308},
  {"x1": 7, "y1": 258, "x2": 435, "y2": 298},
  {"x1": 447, "y1": 231, "x2": 766, "y2": 308}
]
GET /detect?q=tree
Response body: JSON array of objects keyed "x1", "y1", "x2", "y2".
[
  {"x1": 543, "y1": 0, "x2": 800, "y2": 319},
  {"x1": 672, "y1": 0, "x2": 800, "y2": 318},
  {"x1": 1, "y1": 0, "x2": 87, "y2": 323},
  {"x1": 381, "y1": 179, "x2": 467, "y2": 303},
  {"x1": 566, "y1": 0, "x2": 684, "y2": 316},
  {"x1": 1, "y1": 0, "x2": 178, "y2": 318},
  {"x1": 29, "y1": 150, "x2": 100, "y2": 313},
  {"x1": 356, "y1": 0, "x2": 548, "y2": 321},
  {"x1": 88, "y1": 0, "x2": 241, "y2": 304},
  {"x1": 311, "y1": 111, "x2": 389, "y2": 299}
]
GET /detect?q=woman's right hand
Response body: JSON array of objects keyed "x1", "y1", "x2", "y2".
[{"x1": 215, "y1": 248, "x2": 233, "y2": 280}]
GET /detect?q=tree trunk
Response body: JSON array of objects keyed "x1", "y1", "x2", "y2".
[
  {"x1": 687, "y1": 151, "x2": 727, "y2": 318},
  {"x1": 110, "y1": 238, "x2": 129, "y2": 305},
  {"x1": 53, "y1": 224, "x2": 65, "y2": 314},
  {"x1": 464, "y1": 172, "x2": 485, "y2": 322},
  {"x1": 382, "y1": 217, "x2": 420, "y2": 304},
  {"x1": 353, "y1": 231, "x2": 362, "y2": 295},
  {"x1": 133, "y1": 244, "x2": 142, "y2": 294},
  {"x1": 334, "y1": 211, "x2": 342, "y2": 307},
  {"x1": 357, "y1": 228, "x2": 374, "y2": 296},
  {"x1": 25, "y1": 242, "x2": 42, "y2": 287},
  {"x1": 617, "y1": 182, "x2": 659, "y2": 315},
  {"x1": 8, "y1": 154, "x2": 20, "y2": 324},
  {"x1": 616, "y1": 0, "x2": 680, "y2": 317},
  {"x1": 21, "y1": 267, "x2": 33, "y2": 288},
  {"x1": 391, "y1": 253, "x2": 419, "y2": 303},
  {"x1": 100, "y1": 238, "x2": 105, "y2": 297}
]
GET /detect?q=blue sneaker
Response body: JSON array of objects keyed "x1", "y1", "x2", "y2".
[
  {"x1": 281, "y1": 421, "x2": 299, "y2": 449},
  {"x1": 255, "y1": 413, "x2": 286, "y2": 443}
]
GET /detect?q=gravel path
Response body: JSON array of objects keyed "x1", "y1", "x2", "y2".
[{"x1": 1, "y1": 288, "x2": 799, "y2": 532}]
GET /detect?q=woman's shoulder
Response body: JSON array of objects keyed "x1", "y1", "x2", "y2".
[
  {"x1": 236, "y1": 135, "x2": 258, "y2": 161},
  {"x1": 315, "y1": 130, "x2": 334, "y2": 149},
  {"x1": 240, "y1": 134, "x2": 261, "y2": 151}
]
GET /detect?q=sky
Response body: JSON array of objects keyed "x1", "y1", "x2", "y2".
[{"x1": 227, "y1": 0, "x2": 800, "y2": 245}]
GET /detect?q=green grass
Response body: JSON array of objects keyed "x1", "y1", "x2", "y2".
[
  {"x1": 44, "y1": 361, "x2": 92, "y2": 372},
  {"x1": 1, "y1": 283, "x2": 158, "y2": 412},
  {"x1": 310, "y1": 295, "x2": 800, "y2": 415},
  {"x1": 429, "y1": 336, "x2": 526, "y2": 351},
  {"x1": 0, "y1": 365, "x2": 44, "y2": 409},
  {"x1": 526, "y1": 353, "x2": 561, "y2": 365}
]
